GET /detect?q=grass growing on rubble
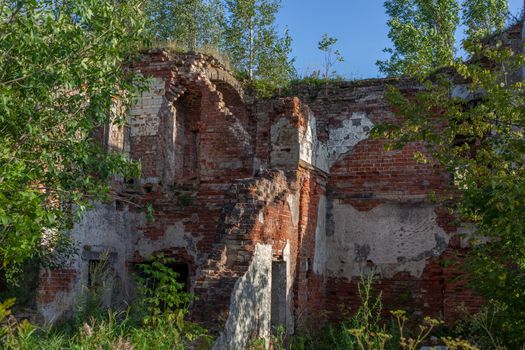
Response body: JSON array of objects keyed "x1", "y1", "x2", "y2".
[{"x1": 0, "y1": 254, "x2": 212, "y2": 350}]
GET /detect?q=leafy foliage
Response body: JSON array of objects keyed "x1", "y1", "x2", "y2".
[
  {"x1": 373, "y1": 35, "x2": 525, "y2": 349},
  {"x1": 0, "y1": 0, "x2": 148, "y2": 285},
  {"x1": 0, "y1": 255, "x2": 211, "y2": 349},
  {"x1": 224, "y1": 0, "x2": 295, "y2": 95},
  {"x1": 378, "y1": 0, "x2": 460, "y2": 77},
  {"x1": 318, "y1": 34, "x2": 345, "y2": 81},
  {"x1": 134, "y1": 254, "x2": 193, "y2": 327},
  {"x1": 145, "y1": 0, "x2": 225, "y2": 51},
  {"x1": 462, "y1": 0, "x2": 509, "y2": 41},
  {"x1": 289, "y1": 275, "x2": 472, "y2": 350}
]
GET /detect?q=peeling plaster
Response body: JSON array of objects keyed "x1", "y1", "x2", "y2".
[
  {"x1": 271, "y1": 118, "x2": 299, "y2": 168},
  {"x1": 313, "y1": 195, "x2": 327, "y2": 275},
  {"x1": 38, "y1": 203, "x2": 146, "y2": 323},
  {"x1": 129, "y1": 77, "x2": 166, "y2": 137},
  {"x1": 135, "y1": 221, "x2": 201, "y2": 259},
  {"x1": 327, "y1": 112, "x2": 374, "y2": 168},
  {"x1": 282, "y1": 241, "x2": 294, "y2": 332},
  {"x1": 299, "y1": 111, "x2": 329, "y2": 172},
  {"x1": 326, "y1": 201, "x2": 449, "y2": 278},
  {"x1": 286, "y1": 192, "x2": 300, "y2": 227}
]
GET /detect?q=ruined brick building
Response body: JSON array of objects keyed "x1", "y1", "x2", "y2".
[{"x1": 34, "y1": 20, "x2": 525, "y2": 349}]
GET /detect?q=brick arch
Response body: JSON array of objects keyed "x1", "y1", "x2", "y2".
[
  {"x1": 172, "y1": 85, "x2": 203, "y2": 185},
  {"x1": 166, "y1": 68, "x2": 253, "y2": 184}
]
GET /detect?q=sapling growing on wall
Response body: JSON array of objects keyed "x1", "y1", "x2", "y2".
[{"x1": 318, "y1": 33, "x2": 345, "y2": 83}]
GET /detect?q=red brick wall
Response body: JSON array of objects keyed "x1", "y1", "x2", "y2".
[
  {"x1": 293, "y1": 79, "x2": 480, "y2": 325},
  {"x1": 330, "y1": 139, "x2": 448, "y2": 211},
  {"x1": 37, "y1": 269, "x2": 77, "y2": 304}
]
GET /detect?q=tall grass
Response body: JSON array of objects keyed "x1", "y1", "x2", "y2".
[{"x1": 0, "y1": 254, "x2": 211, "y2": 350}]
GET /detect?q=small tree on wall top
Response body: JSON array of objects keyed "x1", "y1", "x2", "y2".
[{"x1": 318, "y1": 33, "x2": 345, "y2": 92}]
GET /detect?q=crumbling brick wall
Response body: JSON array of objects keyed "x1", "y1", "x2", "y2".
[
  {"x1": 35, "y1": 49, "x2": 489, "y2": 348},
  {"x1": 292, "y1": 79, "x2": 483, "y2": 323}
]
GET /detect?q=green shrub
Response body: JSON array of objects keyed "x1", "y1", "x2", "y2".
[{"x1": 0, "y1": 255, "x2": 212, "y2": 349}]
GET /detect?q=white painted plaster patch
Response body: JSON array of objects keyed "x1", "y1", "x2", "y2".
[
  {"x1": 313, "y1": 195, "x2": 327, "y2": 275},
  {"x1": 213, "y1": 244, "x2": 273, "y2": 350},
  {"x1": 271, "y1": 118, "x2": 299, "y2": 168},
  {"x1": 286, "y1": 192, "x2": 300, "y2": 227},
  {"x1": 38, "y1": 203, "x2": 146, "y2": 323},
  {"x1": 129, "y1": 77, "x2": 166, "y2": 137},
  {"x1": 299, "y1": 111, "x2": 329, "y2": 172},
  {"x1": 326, "y1": 201, "x2": 449, "y2": 278},
  {"x1": 327, "y1": 112, "x2": 374, "y2": 168},
  {"x1": 136, "y1": 221, "x2": 201, "y2": 258}
]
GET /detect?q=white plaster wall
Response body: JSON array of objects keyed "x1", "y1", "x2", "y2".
[
  {"x1": 135, "y1": 221, "x2": 202, "y2": 261},
  {"x1": 270, "y1": 117, "x2": 299, "y2": 168},
  {"x1": 327, "y1": 112, "x2": 374, "y2": 168},
  {"x1": 282, "y1": 242, "x2": 295, "y2": 332},
  {"x1": 314, "y1": 195, "x2": 327, "y2": 275},
  {"x1": 129, "y1": 77, "x2": 166, "y2": 137},
  {"x1": 299, "y1": 111, "x2": 329, "y2": 172},
  {"x1": 213, "y1": 244, "x2": 273, "y2": 350},
  {"x1": 286, "y1": 192, "x2": 300, "y2": 227},
  {"x1": 326, "y1": 201, "x2": 449, "y2": 278},
  {"x1": 38, "y1": 203, "x2": 146, "y2": 323}
]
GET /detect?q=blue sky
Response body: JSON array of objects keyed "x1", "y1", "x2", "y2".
[{"x1": 276, "y1": 0, "x2": 525, "y2": 79}]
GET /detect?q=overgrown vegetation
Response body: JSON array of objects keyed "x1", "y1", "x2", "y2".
[
  {"x1": 0, "y1": 254, "x2": 210, "y2": 349},
  {"x1": 0, "y1": 0, "x2": 148, "y2": 286},
  {"x1": 378, "y1": 0, "x2": 509, "y2": 77},
  {"x1": 249, "y1": 275, "x2": 478, "y2": 350},
  {"x1": 374, "y1": 2, "x2": 525, "y2": 347}
]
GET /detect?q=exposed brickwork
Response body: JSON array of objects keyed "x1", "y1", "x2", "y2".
[
  {"x1": 35, "y1": 49, "x2": 490, "y2": 346},
  {"x1": 37, "y1": 269, "x2": 77, "y2": 304},
  {"x1": 293, "y1": 78, "x2": 480, "y2": 326},
  {"x1": 325, "y1": 247, "x2": 484, "y2": 325},
  {"x1": 330, "y1": 140, "x2": 447, "y2": 211}
]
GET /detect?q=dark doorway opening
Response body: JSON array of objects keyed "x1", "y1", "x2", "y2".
[
  {"x1": 134, "y1": 261, "x2": 190, "y2": 292},
  {"x1": 167, "y1": 262, "x2": 190, "y2": 292}
]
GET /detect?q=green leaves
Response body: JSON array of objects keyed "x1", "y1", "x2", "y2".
[
  {"x1": 0, "y1": 0, "x2": 148, "y2": 285},
  {"x1": 378, "y1": 0, "x2": 460, "y2": 77},
  {"x1": 377, "y1": 37, "x2": 525, "y2": 347},
  {"x1": 224, "y1": 0, "x2": 295, "y2": 95},
  {"x1": 379, "y1": 0, "x2": 512, "y2": 77},
  {"x1": 134, "y1": 254, "x2": 192, "y2": 327},
  {"x1": 462, "y1": 0, "x2": 509, "y2": 42},
  {"x1": 145, "y1": 0, "x2": 225, "y2": 51},
  {"x1": 318, "y1": 33, "x2": 345, "y2": 86}
]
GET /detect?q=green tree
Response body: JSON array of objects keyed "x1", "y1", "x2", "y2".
[
  {"x1": 224, "y1": 0, "x2": 294, "y2": 94},
  {"x1": 377, "y1": 0, "x2": 460, "y2": 77},
  {"x1": 462, "y1": 0, "x2": 509, "y2": 42},
  {"x1": 374, "y1": 38, "x2": 525, "y2": 347},
  {"x1": 145, "y1": 0, "x2": 225, "y2": 51},
  {"x1": 0, "y1": 0, "x2": 148, "y2": 285}
]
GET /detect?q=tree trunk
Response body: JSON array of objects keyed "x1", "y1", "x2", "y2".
[{"x1": 249, "y1": 15, "x2": 254, "y2": 80}]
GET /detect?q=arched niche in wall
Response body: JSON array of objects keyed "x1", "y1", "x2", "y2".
[{"x1": 173, "y1": 87, "x2": 203, "y2": 186}]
